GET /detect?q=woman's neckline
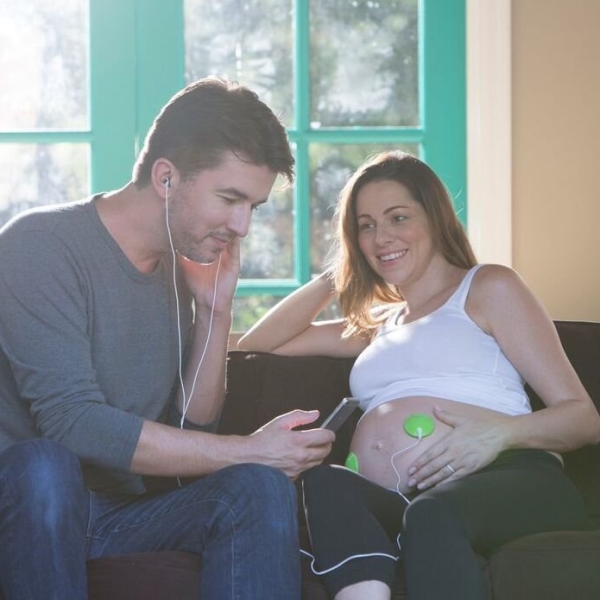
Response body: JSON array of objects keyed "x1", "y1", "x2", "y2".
[{"x1": 393, "y1": 266, "x2": 477, "y2": 327}]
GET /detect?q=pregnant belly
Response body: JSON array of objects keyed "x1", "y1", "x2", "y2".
[{"x1": 349, "y1": 396, "x2": 498, "y2": 494}]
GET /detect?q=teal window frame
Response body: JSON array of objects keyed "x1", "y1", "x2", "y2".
[{"x1": 0, "y1": 0, "x2": 465, "y2": 299}]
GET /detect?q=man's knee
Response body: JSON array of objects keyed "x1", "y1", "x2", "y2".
[
  {"x1": 215, "y1": 464, "x2": 298, "y2": 535},
  {"x1": 229, "y1": 463, "x2": 296, "y2": 510},
  {"x1": 0, "y1": 439, "x2": 85, "y2": 520}
]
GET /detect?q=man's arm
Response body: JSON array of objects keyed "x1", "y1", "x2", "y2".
[
  {"x1": 173, "y1": 308, "x2": 231, "y2": 428},
  {"x1": 131, "y1": 410, "x2": 335, "y2": 480},
  {"x1": 171, "y1": 246, "x2": 239, "y2": 427}
]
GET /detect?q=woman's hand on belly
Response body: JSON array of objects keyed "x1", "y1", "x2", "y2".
[
  {"x1": 406, "y1": 404, "x2": 512, "y2": 491},
  {"x1": 349, "y1": 397, "x2": 455, "y2": 494},
  {"x1": 348, "y1": 397, "x2": 512, "y2": 494}
]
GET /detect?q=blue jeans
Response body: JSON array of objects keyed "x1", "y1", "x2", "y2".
[{"x1": 0, "y1": 439, "x2": 300, "y2": 600}]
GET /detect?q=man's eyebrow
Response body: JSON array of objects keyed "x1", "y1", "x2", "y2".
[
  {"x1": 215, "y1": 187, "x2": 249, "y2": 199},
  {"x1": 216, "y1": 187, "x2": 271, "y2": 206}
]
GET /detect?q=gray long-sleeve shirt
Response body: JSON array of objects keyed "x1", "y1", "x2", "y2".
[{"x1": 0, "y1": 197, "x2": 192, "y2": 493}]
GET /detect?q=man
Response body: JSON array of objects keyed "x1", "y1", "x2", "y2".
[{"x1": 0, "y1": 77, "x2": 334, "y2": 600}]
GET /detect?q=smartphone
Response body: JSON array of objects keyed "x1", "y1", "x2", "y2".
[{"x1": 320, "y1": 397, "x2": 361, "y2": 432}]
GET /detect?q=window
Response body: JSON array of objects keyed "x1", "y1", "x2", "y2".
[
  {"x1": 0, "y1": 0, "x2": 89, "y2": 222},
  {"x1": 0, "y1": 0, "x2": 465, "y2": 329}
]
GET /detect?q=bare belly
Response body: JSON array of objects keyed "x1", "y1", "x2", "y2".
[{"x1": 349, "y1": 396, "x2": 504, "y2": 494}]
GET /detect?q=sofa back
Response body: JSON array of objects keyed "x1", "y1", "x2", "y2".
[
  {"x1": 221, "y1": 351, "x2": 356, "y2": 465},
  {"x1": 221, "y1": 320, "x2": 600, "y2": 524}
]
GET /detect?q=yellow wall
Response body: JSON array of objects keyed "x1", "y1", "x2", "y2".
[{"x1": 512, "y1": 0, "x2": 600, "y2": 321}]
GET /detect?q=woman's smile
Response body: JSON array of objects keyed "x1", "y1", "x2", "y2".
[
  {"x1": 356, "y1": 179, "x2": 436, "y2": 287},
  {"x1": 378, "y1": 249, "x2": 408, "y2": 265}
]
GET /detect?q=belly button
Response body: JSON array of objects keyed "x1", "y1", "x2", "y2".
[{"x1": 371, "y1": 440, "x2": 385, "y2": 451}]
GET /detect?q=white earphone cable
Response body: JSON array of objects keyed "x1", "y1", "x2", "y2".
[
  {"x1": 301, "y1": 434, "x2": 422, "y2": 575},
  {"x1": 180, "y1": 257, "x2": 220, "y2": 425},
  {"x1": 164, "y1": 182, "x2": 219, "y2": 429}
]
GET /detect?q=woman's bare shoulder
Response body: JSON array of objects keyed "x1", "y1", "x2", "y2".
[
  {"x1": 467, "y1": 264, "x2": 535, "y2": 332},
  {"x1": 472, "y1": 263, "x2": 524, "y2": 289}
]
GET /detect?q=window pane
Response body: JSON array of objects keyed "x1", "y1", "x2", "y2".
[
  {"x1": 0, "y1": 0, "x2": 88, "y2": 131},
  {"x1": 184, "y1": 0, "x2": 294, "y2": 127},
  {"x1": 241, "y1": 177, "x2": 294, "y2": 279},
  {"x1": 233, "y1": 294, "x2": 341, "y2": 331},
  {"x1": 310, "y1": 0, "x2": 419, "y2": 128},
  {"x1": 309, "y1": 143, "x2": 419, "y2": 272},
  {"x1": 0, "y1": 143, "x2": 89, "y2": 226},
  {"x1": 233, "y1": 295, "x2": 280, "y2": 332}
]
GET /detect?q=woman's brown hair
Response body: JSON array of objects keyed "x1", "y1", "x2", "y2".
[{"x1": 330, "y1": 151, "x2": 477, "y2": 337}]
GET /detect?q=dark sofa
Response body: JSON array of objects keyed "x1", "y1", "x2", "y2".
[{"x1": 1, "y1": 320, "x2": 599, "y2": 600}]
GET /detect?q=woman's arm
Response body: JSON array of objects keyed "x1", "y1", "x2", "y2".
[
  {"x1": 469, "y1": 264, "x2": 600, "y2": 451},
  {"x1": 237, "y1": 272, "x2": 368, "y2": 358},
  {"x1": 408, "y1": 264, "x2": 600, "y2": 490}
]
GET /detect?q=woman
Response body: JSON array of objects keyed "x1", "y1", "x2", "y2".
[{"x1": 238, "y1": 151, "x2": 600, "y2": 600}]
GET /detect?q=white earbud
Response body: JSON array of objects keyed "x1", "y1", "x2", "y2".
[{"x1": 163, "y1": 176, "x2": 171, "y2": 189}]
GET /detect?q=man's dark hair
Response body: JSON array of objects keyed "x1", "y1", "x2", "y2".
[{"x1": 133, "y1": 77, "x2": 294, "y2": 187}]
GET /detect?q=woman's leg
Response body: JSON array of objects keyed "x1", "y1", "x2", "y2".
[
  {"x1": 335, "y1": 580, "x2": 391, "y2": 600},
  {"x1": 302, "y1": 464, "x2": 408, "y2": 598},
  {"x1": 402, "y1": 450, "x2": 586, "y2": 600}
]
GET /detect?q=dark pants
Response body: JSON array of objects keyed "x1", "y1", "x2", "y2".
[{"x1": 302, "y1": 450, "x2": 586, "y2": 600}]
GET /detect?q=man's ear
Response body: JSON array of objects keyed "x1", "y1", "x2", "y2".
[{"x1": 151, "y1": 159, "x2": 178, "y2": 197}]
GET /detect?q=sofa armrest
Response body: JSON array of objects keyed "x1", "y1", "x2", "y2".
[
  {"x1": 528, "y1": 321, "x2": 600, "y2": 521},
  {"x1": 220, "y1": 351, "x2": 358, "y2": 464}
]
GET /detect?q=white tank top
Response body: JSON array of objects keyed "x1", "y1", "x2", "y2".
[{"x1": 349, "y1": 265, "x2": 531, "y2": 416}]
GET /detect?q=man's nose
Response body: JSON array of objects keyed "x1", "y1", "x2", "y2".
[{"x1": 227, "y1": 203, "x2": 252, "y2": 238}]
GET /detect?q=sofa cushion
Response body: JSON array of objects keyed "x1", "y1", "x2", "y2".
[{"x1": 488, "y1": 529, "x2": 600, "y2": 600}]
